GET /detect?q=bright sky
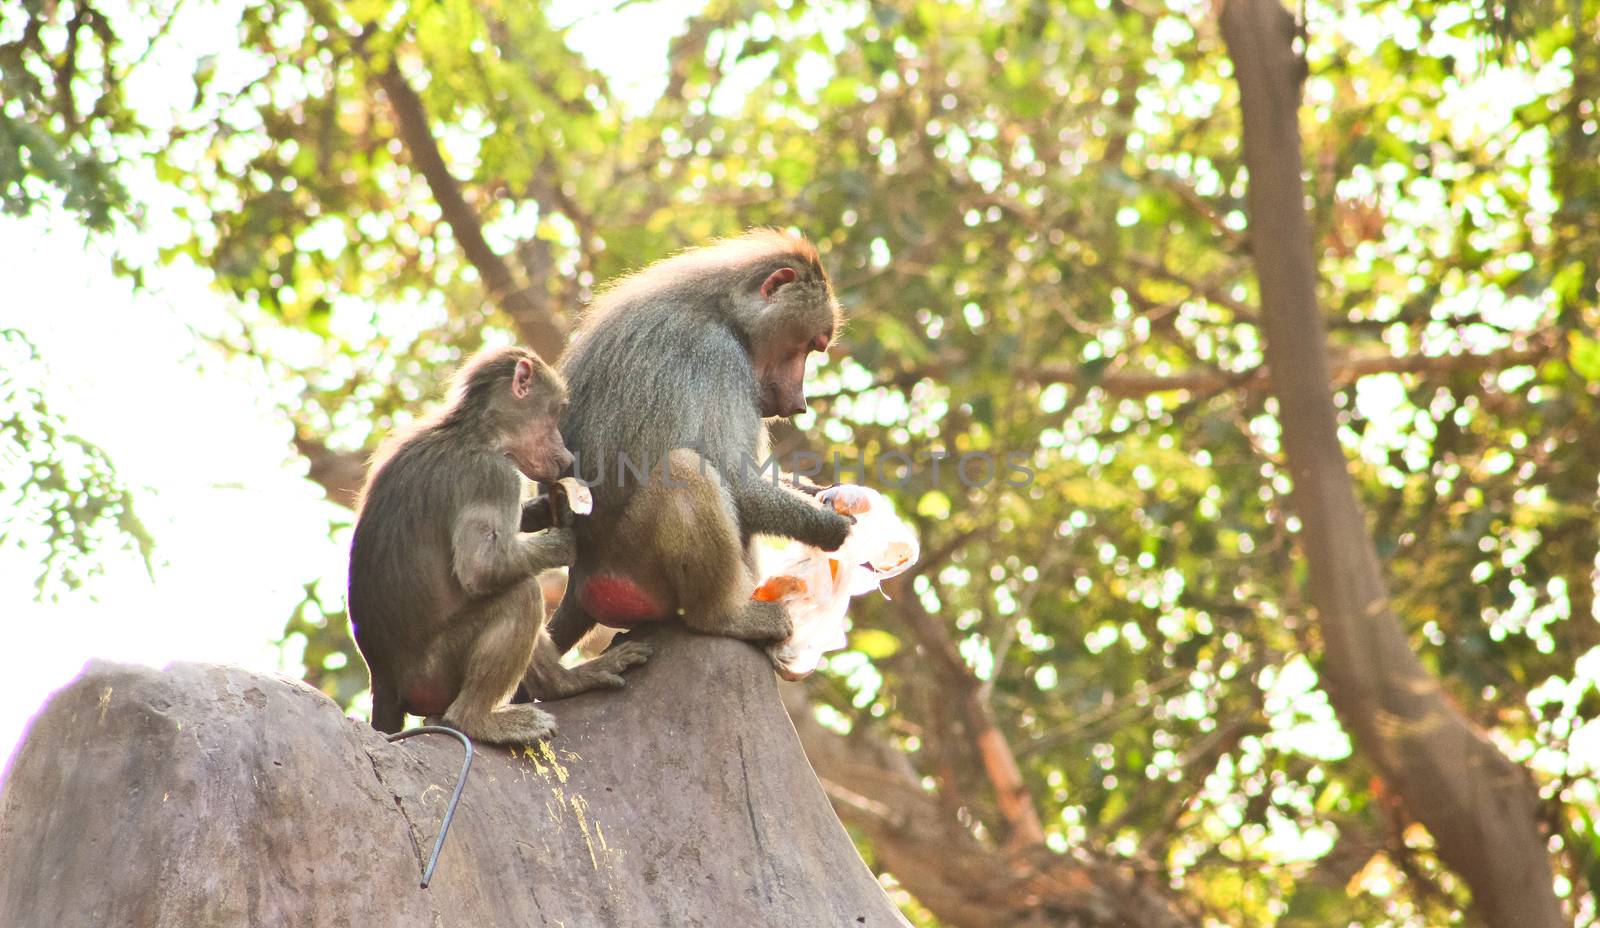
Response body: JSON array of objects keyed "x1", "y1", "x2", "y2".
[
  {"x1": 0, "y1": 220, "x2": 344, "y2": 763},
  {"x1": 0, "y1": 0, "x2": 702, "y2": 772}
]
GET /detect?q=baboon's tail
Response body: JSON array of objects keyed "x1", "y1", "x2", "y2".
[{"x1": 370, "y1": 675, "x2": 405, "y2": 734}]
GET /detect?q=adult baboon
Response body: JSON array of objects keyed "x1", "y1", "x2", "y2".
[{"x1": 542, "y1": 231, "x2": 852, "y2": 653}]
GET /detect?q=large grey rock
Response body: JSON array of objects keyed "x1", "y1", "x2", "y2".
[{"x1": 0, "y1": 625, "x2": 908, "y2": 927}]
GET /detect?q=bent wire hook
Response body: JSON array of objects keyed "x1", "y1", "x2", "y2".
[{"x1": 386, "y1": 725, "x2": 474, "y2": 888}]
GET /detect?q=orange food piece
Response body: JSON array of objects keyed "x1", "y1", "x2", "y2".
[
  {"x1": 753, "y1": 575, "x2": 807, "y2": 601},
  {"x1": 829, "y1": 492, "x2": 872, "y2": 515}
]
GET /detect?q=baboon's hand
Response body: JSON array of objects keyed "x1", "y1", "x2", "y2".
[
  {"x1": 540, "y1": 526, "x2": 577, "y2": 565},
  {"x1": 813, "y1": 508, "x2": 855, "y2": 552},
  {"x1": 546, "y1": 489, "x2": 576, "y2": 529}
]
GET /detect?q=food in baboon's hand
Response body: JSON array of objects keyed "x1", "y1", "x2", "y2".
[
  {"x1": 557, "y1": 477, "x2": 593, "y2": 516},
  {"x1": 760, "y1": 485, "x2": 920, "y2": 680}
]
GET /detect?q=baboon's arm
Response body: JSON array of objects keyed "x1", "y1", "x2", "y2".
[
  {"x1": 453, "y1": 503, "x2": 575, "y2": 598},
  {"x1": 729, "y1": 473, "x2": 851, "y2": 552}
]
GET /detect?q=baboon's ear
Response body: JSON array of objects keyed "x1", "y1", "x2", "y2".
[
  {"x1": 512, "y1": 358, "x2": 535, "y2": 399},
  {"x1": 759, "y1": 267, "x2": 798, "y2": 300}
]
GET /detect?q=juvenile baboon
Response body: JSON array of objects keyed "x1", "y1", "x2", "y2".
[
  {"x1": 543, "y1": 230, "x2": 853, "y2": 653},
  {"x1": 349, "y1": 346, "x2": 650, "y2": 743}
]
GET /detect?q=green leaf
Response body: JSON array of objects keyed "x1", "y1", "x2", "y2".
[
  {"x1": 1568, "y1": 332, "x2": 1600, "y2": 382},
  {"x1": 822, "y1": 77, "x2": 861, "y2": 107},
  {"x1": 1552, "y1": 260, "x2": 1586, "y2": 307},
  {"x1": 851, "y1": 629, "x2": 902, "y2": 659},
  {"x1": 915, "y1": 491, "x2": 951, "y2": 519}
]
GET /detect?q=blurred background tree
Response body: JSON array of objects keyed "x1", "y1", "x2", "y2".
[
  {"x1": 5, "y1": 0, "x2": 1600, "y2": 923},
  {"x1": 2, "y1": 0, "x2": 154, "y2": 595}
]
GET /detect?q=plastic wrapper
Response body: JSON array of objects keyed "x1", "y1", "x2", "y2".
[{"x1": 758, "y1": 485, "x2": 920, "y2": 680}]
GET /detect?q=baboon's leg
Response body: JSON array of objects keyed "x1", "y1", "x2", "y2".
[
  {"x1": 439, "y1": 582, "x2": 557, "y2": 744},
  {"x1": 626, "y1": 449, "x2": 793, "y2": 642},
  {"x1": 521, "y1": 634, "x2": 652, "y2": 700}
]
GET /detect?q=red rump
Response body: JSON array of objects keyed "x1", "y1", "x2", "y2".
[
  {"x1": 580, "y1": 575, "x2": 667, "y2": 627},
  {"x1": 403, "y1": 684, "x2": 451, "y2": 718}
]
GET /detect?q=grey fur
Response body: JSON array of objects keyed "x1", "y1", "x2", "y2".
[{"x1": 548, "y1": 231, "x2": 852, "y2": 652}]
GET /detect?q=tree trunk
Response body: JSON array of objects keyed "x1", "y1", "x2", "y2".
[
  {"x1": 0, "y1": 625, "x2": 909, "y2": 927},
  {"x1": 1218, "y1": 1, "x2": 1561, "y2": 925}
]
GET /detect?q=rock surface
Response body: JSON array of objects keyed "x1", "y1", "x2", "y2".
[{"x1": 0, "y1": 625, "x2": 909, "y2": 927}]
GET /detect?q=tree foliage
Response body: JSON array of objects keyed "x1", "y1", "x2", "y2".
[
  {"x1": 0, "y1": 329, "x2": 153, "y2": 598},
  {"x1": 0, "y1": 0, "x2": 154, "y2": 228},
  {"x1": 8, "y1": 0, "x2": 1600, "y2": 923}
]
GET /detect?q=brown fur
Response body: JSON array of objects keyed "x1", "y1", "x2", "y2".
[{"x1": 348, "y1": 345, "x2": 649, "y2": 743}]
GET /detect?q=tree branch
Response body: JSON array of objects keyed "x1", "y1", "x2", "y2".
[
  {"x1": 1219, "y1": 1, "x2": 1560, "y2": 925},
  {"x1": 884, "y1": 587, "x2": 1046, "y2": 848},
  {"x1": 374, "y1": 67, "x2": 567, "y2": 360},
  {"x1": 1033, "y1": 342, "x2": 1557, "y2": 395},
  {"x1": 292, "y1": 430, "x2": 367, "y2": 510},
  {"x1": 782, "y1": 688, "x2": 1199, "y2": 928},
  {"x1": 841, "y1": 341, "x2": 1558, "y2": 401}
]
